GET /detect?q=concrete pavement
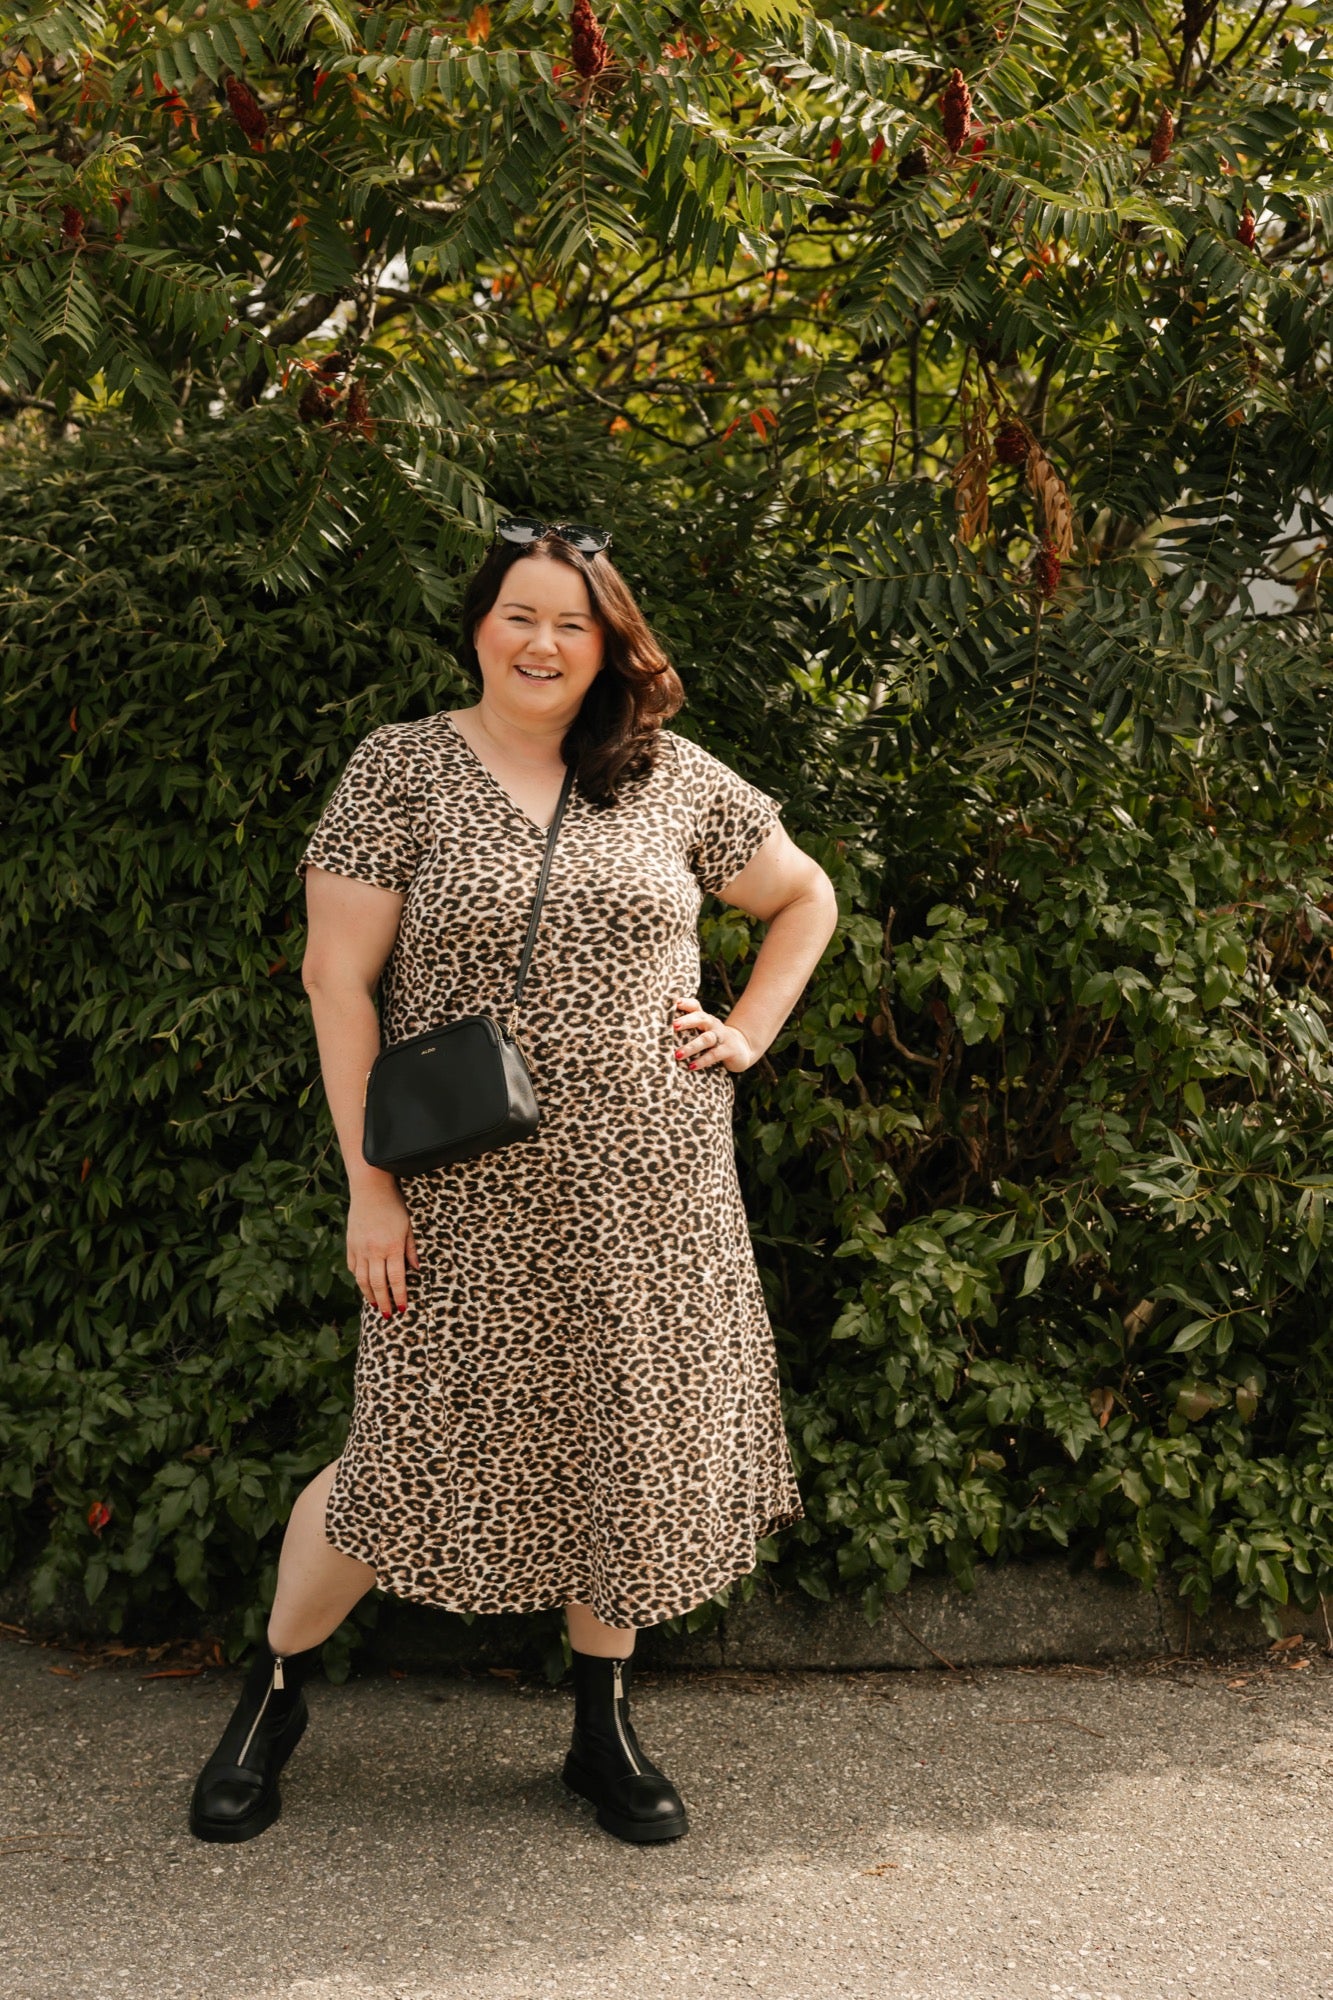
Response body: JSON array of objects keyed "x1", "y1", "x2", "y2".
[{"x1": 2, "y1": 1631, "x2": 1331, "y2": 2000}]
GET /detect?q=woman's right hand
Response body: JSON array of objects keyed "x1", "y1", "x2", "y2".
[{"x1": 347, "y1": 1177, "x2": 420, "y2": 1317}]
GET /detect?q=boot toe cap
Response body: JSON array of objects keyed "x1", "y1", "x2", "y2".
[
  {"x1": 190, "y1": 1762, "x2": 275, "y2": 1839},
  {"x1": 624, "y1": 1773, "x2": 686, "y2": 1823},
  {"x1": 195, "y1": 1771, "x2": 264, "y2": 1820}
]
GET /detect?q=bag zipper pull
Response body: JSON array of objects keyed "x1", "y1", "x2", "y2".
[{"x1": 504, "y1": 1004, "x2": 533, "y2": 1067}]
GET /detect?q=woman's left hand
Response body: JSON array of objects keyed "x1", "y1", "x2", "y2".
[{"x1": 673, "y1": 995, "x2": 758, "y2": 1073}]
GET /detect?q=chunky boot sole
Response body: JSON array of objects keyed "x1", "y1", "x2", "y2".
[
  {"x1": 189, "y1": 1698, "x2": 308, "y2": 1844},
  {"x1": 561, "y1": 1750, "x2": 690, "y2": 1844}
]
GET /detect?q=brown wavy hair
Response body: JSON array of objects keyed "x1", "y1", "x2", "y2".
[{"x1": 454, "y1": 534, "x2": 684, "y2": 808}]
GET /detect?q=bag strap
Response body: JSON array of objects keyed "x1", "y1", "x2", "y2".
[{"x1": 505, "y1": 759, "x2": 577, "y2": 1037}]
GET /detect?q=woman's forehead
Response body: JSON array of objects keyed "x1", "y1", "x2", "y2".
[{"x1": 494, "y1": 554, "x2": 593, "y2": 614}]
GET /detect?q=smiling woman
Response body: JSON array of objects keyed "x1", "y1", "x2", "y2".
[
  {"x1": 450, "y1": 550, "x2": 610, "y2": 822},
  {"x1": 450, "y1": 525, "x2": 684, "y2": 814},
  {"x1": 186, "y1": 522, "x2": 840, "y2": 1852}
]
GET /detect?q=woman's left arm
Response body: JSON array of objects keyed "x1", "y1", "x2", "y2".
[{"x1": 676, "y1": 828, "x2": 840, "y2": 1072}]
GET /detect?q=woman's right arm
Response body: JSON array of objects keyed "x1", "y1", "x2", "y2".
[{"x1": 299, "y1": 865, "x2": 418, "y2": 1320}]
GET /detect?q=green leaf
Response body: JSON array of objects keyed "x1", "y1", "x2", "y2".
[
  {"x1": 162, "y1": 179, "x2": 200, "y2": 217},
  {"x1": 1018, "y1": 1246, "x2": 1047, "y2": 1296}
]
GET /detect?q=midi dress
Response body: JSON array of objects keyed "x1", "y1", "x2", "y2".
[{"x1": 295, "y1": 710, "x2": 805, "y2": 1629}]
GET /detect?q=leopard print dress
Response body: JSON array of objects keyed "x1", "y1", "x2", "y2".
[{"x1": 295, "y1": 711, "x2": 805, "y2": 1629}]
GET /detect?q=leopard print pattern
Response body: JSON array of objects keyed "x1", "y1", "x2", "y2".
[{"x1": 296, "y1": 713, "x2": 805, "y2": 1628}]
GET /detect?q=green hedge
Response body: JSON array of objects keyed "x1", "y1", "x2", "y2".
[
  {"x1": 3, "y1": 432, "x2": 1332, "y2": 1680},
  {"x1": 776, "y1": 779, "x2": 1333, "y2": 1631}
]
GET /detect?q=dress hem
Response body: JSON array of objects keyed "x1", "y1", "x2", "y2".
[{"x1": 323, "y1": 1501, "x2": 806, "y2": 1632}]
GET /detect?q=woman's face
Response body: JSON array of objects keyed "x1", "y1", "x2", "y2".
[{"x1": 471, "y1": 554, "x2": 605, "y2": 720}]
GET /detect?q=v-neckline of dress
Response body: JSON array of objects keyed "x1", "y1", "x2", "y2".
[{"x1": 442, "y1": 711, "x2": 567, "y2": 836}]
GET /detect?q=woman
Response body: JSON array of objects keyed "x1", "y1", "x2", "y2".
[{"x1": 188, "y1": 518, "x2": 839, "y2": 1847}]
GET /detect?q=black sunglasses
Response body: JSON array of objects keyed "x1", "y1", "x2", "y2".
[{"x1": 496, "y1": 516, "x2": 612, "y2": 555}]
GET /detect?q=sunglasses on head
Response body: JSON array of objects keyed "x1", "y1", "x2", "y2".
[{"x1": 496, "y1": 516, "x2": 612, "y2": 555}]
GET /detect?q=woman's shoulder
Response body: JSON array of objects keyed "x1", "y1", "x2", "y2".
[
  {"x1": 658, "y1": 725, "x2": 746, "y2": 789},
  {"x1": 344, "y1": 712, "x2": 457, "y2": 778},
  {"x1": 658, "y1": 725, "x2": 708, "y2": 772},
  {"x1": 359, "y1": 712, "x2": 455, "y2": 752},
  {"x1": 659, "y1": 725, "x2": 744, "y2": 761}
]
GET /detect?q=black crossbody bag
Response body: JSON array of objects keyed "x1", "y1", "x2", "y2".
[{"x1": 361, "y1": 760, "x2": 577, "y2": 1178}]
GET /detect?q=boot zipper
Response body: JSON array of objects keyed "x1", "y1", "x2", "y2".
[
  {"x1": 611, "y1": 1659, "x2": 642, "y2": 1776},
  {"x1": 237, "y1": 1656, "x2": 281, "y2": 1766}
]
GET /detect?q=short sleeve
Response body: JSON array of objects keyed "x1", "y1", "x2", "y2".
[
  {"x1": 677, "y1": 733, "x2": 783, "y2": 896},
  {"x1": 295, "y1": 728, "x2": 422, "y2": 895}
]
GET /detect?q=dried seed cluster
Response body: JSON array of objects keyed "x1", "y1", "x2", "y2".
[
  {"x1": 941, "y1": 68, "x2": 972, "y2": 154},
  {"x1": 952, "y1": 401, "x2": 1075, "y2": 600},
  {"x1": 571, "y1": 0, "x2": 609, "y2": 80},
  {"x1": 225, "y1": 73, "x2": 267, "y2": 149},
  {"x1": 344, "y1": 380, "x2": 376, "y2": 440},
  {"x1": 993, "y1": 418, "x2": 1030, "y2": 466},
  {"x1": 1032, "y1": 543, "x2": 1061, "y2": 599}
]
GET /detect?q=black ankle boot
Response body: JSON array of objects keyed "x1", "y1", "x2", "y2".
[
  {"x1": 188, "y1": 1637, "x2": 321, "y2": 1843},
  {"x1": 561, "y1": 1649, "x2": 689, "y2": 1844}
]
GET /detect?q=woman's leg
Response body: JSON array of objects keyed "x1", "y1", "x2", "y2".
[
  {"x1": 190, "y1": 1460, "x2": 372, "y2": 1844},
  {"x1": 564, "y1": 1600, "x2": 637, "y2": 1657},
  {"x1": 267, "y1": 1459, "x2": 378, "y2": 1655}
]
